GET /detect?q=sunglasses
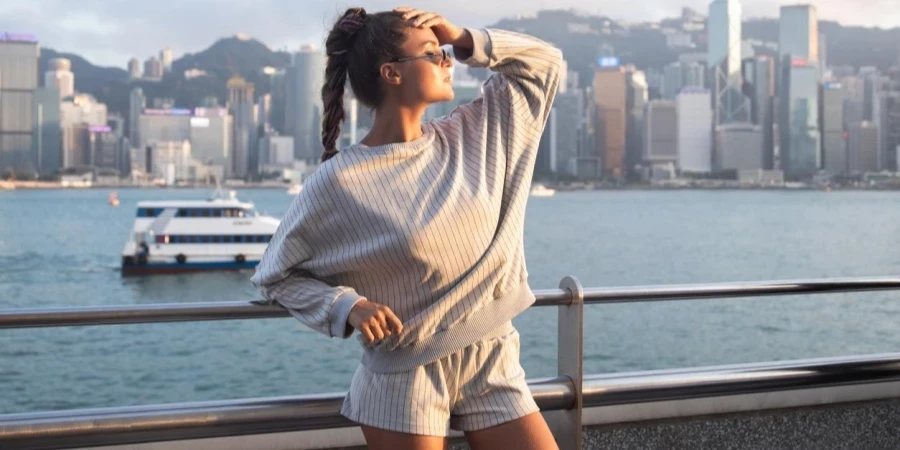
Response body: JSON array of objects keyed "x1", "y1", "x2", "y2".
[{"x1": 390, "y1": 48, "x2": 451, "y2": 64}]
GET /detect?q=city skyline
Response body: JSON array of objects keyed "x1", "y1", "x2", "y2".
[{"x1": 0, "y1": 0, "x2": 896, "y2": 68}]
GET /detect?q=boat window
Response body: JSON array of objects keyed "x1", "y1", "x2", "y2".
[
  {"x1": 213, "y1": 209, "x2": 222, "y2": 217},
  {"x1": 137, "y1": 208, "x2": 162, "y2": 217}
]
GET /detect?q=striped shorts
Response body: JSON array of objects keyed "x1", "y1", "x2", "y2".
[{"x1": 340, "y1": 325, "x2": 539, "y2": 436}]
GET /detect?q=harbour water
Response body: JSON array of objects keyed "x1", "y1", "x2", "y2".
[{"x1": 3, "y1": 188, "x2": 900, "y2": 414}]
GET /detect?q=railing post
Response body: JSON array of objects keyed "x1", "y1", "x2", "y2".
[{"x1": 556, "y1": 275, "x2": 584, "y2": 450}]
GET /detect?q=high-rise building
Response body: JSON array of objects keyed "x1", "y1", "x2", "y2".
[
  {"x1": 625, "y1": 67, "x2": 648, "y2": 171},
  {"x1": 821, "y1": 82, "x2": 846, "y2": 174},
  {"x1": 683, "y1": 63, "x2": 706, "y2": 90},
  {"x1": 708, "y1": 0, "x2": 750, "y2": 126},
  {"x1": 259, "y1": 135, "x2": 295, "y2": 168},
  {"x1": 593, "y1": 60, "x2": 627, "y2": 177},
  {"x1": 191, "y1": 107, "x2": 233, "y2": 176},
  {"x1": 128, "y1": 87, "x2": 145, "y2": 147},
  {"x1": 780, "y1": 58, "x2": 821, "y2": 177},
  {"x1": 742, "y1": 56, "x2": 776, "y2": 169},
  {"x1": 128, "y1": 58, "x2": 141, "y2": 79},
  {"x1": 847, "y1": 121, "x2": 879, "y2": 173},
  {"x1": 256, "y1": 94, "x2": 272, "y2": 127},
  {"x1": 677, "y1": 88, "x2": 713, "y2": 173},
  {"x1": 60, "y1": 94, "x2": 108, "y2": 169},
  {"x1": 89, "y1": 126, "x2": 120, "y2": 170},
  {"x1": 717, "y1": 123, "x2": 763, "y2": 170},
  {"x1": 818, "y1": 32, "x2": 828, "y2": 78},
  {"x1": 143, "y1": 56, "x2": 163, "y2": 80},
  {"x1": 32, "y1": 87, "x2": 61, "y2": 174},
  {"x1": 661, "y1": 63, "x2": 684, "y2": 100},
  {"x1": 286, "y1": 45, "x2": 324, "y2": 161},
  {"x1": 0, "y1": 32, "x2": 39, "y2": 173},
  {"x1": 552, "y1": 90, "x2": 584, "y2": 175},
  {"x1": 160, "y1": 48, "x2": 173, "y2": 73},
  {"x1": 660, "y1": 62, "x2": 707, "y2": 101},
  {"x1": 227, "y1": 76, "x2": 258, "y2": 177},
  {"x1": 878, "y1": 92, "x2": 900, "y2": 171},
  {"x1": 778, "y1": 5, "x2": 819, "y2": 96},
  {"x1": 779, "y1": 5, "x2": 819, "y2": 64},
  {"x1": 44, "y1": 58, "x2": 74, "y2": 99},
  {"x1": 644, "y1": 100, "x2": 677, "y2": 164},
  {"x1": 138, "y1": 108, "x2": 192, "y2": 160},
  {"x1": 708, "y1": 0, "x2": 741, "y2": 80}
]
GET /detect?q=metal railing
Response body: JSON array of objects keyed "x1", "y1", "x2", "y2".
[{"x1": 3, "y1": 275, "x2": 900, "y2": 450}]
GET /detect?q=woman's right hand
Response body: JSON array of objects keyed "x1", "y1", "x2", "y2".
[{"x1": 348, "y1": 299, "x2": 404, "y2": 344}]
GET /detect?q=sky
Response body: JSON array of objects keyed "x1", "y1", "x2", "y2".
[{"x1": 0, "y1": 0, "x2": 897, "y2": 68}]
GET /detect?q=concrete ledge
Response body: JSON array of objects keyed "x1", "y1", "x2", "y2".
[{"x1": 582, "y1": 397, "x2": 900, "y2": 450}]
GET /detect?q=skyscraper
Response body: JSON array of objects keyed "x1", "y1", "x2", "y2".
[
  {"x1": 286, "y1": 45, "x2": 324, "y2": 161},
  {"x1": 191, "y1": 107, "x2": 233, "y2": 173},
  {"x1": 625, "y1": 67, "x2": 648, "y2": 171},
  {"x1": 159, "y1": 48, "x2": 173, "y2": 73},
  {"x1": 779, "y1": 5, "x2": 819, "y2": 64},
  {"x1": 32, "y1": 87, "x2": 61, "y2": 174},
  {"x1": 593, "y1": 60, "x2": 627, "y2": 177},
  {"x1": 821, "y1": 82, "x2": 846, "y2": 174},
  {"x1": 742, "y1": 56, "x2": 776, "y2": 169},
  {"x1": 128, "y1": 58, "x2": 141, "y2": 79},
  {"x1": 128, "y1": 88, "x2": 145, "y2": 148},
  {"x1": 227, "y1": 76, "x2": 257, "y2": 177},
  {"x1": 778, "y1": 5, "x2": 819, "y2": 95},
  {"x1": 44, "y1": 58, "x2": 74, "y2": 100},
  {"x1": 0, "y1": 32, "x2": 39, "y2": 174},
  {"x1": 144, "y1": 56, "x2": 163, "y2": 80},
  {"x1": 878, "y1": 92, "x2": 900, "y2": 171},
  {"x1": 644, "y1": 100, "x2": 677, "y2": 164},
  {"x1": 677, "y1": 88, "x2": 713, "y2": 173},
  {"x1": 717, "y1": 123, "x2": 763, "y2": 170},
  {"x1": 780, "y1": 58, "x2": 821, "y2": 177},
  {"x1": 847, "y1": 121, "x2": 879, "y2": 173},
  {"x1": 661, "y1": 63, "x2": 684, "y2": 100},
  {"x1": 708, "y1": 0, "x2": 750, "y2": 126},
  {"x1": 708, "y1": 0, "x2": 741, "y2": 80}
]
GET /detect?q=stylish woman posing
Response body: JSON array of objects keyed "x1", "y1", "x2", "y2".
[{"x1": 252, "y1": 6, "x2": 561, "y2": 450}]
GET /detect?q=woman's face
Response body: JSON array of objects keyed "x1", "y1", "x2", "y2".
[{"x1": 385, "y1": 27, "x2": 455, "y2": 106}]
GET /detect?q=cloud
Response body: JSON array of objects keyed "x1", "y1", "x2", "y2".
[{"x1": 0, "y1": 0, "x2": 894, "y2": 67}]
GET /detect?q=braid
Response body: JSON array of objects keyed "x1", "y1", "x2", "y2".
[
  {"x1": 320, "y1": 56, "x2": 347, "y2": 162},
  {"x1": 320, "y1": 7, "x2": 367, "y2": 162}
]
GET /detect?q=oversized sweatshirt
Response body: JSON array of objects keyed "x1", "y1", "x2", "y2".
[{"x1": 251, "y1": 28, "x2": 562, "y2": 373}]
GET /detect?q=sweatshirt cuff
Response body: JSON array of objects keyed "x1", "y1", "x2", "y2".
[
  {"x1": 455, "y1": 28, "x2": 491, "y2": 68},
  {"x1": 330, "y1": 290, "x2": 366, "y2": 339}
]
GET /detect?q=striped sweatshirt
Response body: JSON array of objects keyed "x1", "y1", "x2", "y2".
[{"x1": 251, "y1": 28, "x2": 562, "y2": 373}]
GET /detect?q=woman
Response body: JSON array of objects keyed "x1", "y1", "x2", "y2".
[{"x1": 252, "y1": 6, "x2": 561, "y2": 450}]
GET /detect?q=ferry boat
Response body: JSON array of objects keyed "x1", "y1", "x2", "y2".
[
  {"x1": 530, "y1": 183, "x2": 556, "y2": 197},
  {"x1": 120, "y1": 189, "x2": 280, "y2": 276}
]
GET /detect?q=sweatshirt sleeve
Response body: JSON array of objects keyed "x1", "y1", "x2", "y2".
[
  {"x1": 454, "y1": 28, "x2": 562, "y2": 132},
  {"x1": 250, "y1": 171, "x2": 366, "y2": 339}
]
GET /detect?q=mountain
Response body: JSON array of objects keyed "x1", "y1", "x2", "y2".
[
  {"x1": 43, "y1": 36, "x2": 292, "y2": 120},
  {"x1": 43, "y1": 11, "x2": 900, "y2": 120},
  {"x1": 482, "y1": 10, "x2": 900, "y2": 87}
]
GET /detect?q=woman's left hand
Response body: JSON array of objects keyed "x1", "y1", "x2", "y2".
[{"x1": 393, "y1": 7, "x2": 468, "y2": 47}]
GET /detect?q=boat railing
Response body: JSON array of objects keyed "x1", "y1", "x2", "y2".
[{"x1": 2, "y1": 275, "x2": 900, "y2": 450}]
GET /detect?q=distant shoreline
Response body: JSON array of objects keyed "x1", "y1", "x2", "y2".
[{"x1": 3, "y1": 181, "x2": 899, "y2": 192}]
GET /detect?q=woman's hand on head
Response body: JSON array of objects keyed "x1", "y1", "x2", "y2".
[
  {"x1": 348, "y1": 299, "x2": 404, "y2": 344},
  {"x1": 393, "y1": 7, "x2": 469, "y2": 47}
]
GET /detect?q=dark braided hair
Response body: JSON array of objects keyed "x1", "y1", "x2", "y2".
[{"x1": 320, "y1": 7, "x2": 411, "y2": 161}]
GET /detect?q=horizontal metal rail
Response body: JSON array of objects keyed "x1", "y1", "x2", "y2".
[
  {"x1": 3, "y1": 276, "x2": 900, "y2": 329},
  {"x1": 4, "y1": 353, "x2": 900, "y2": 450},
  {"x1": 0, "y1": 377, "x2": 572, "y2": 450}
]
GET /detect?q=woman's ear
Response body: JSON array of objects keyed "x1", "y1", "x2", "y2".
[{"x1": 380, "y1": 62, "x2": 403, "y2": 86}]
